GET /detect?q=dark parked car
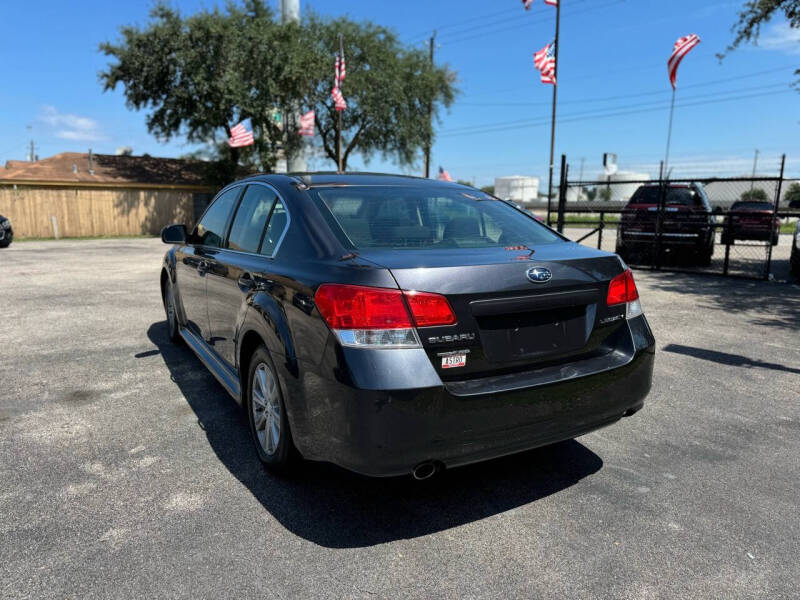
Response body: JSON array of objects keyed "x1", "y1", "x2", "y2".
[
  {"x1": 721, "y1": 200, "x2": 780, "y2": 246},
  {"x1": 0, "y1": 214, "x2": 12, "y2": 248},
  {"x1": 791, "y1": 221, "x2": 800, "y2": 278},
  {"x1": 160, "y1": 174, "x2": 655, "y2": 478},
  {"x1": 616, "y1": 183, "x2": 715, "y2": 265}
]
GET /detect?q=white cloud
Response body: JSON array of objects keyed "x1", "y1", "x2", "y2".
[
  {"x1": 760, "y1": 21, "x2": 800, "y2": 55},
  {"x1": 38, "y1": 105, "x2": 107, "y2": 142}
]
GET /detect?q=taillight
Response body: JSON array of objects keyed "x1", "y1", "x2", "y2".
[
  {"x1": 314, "y1": 284, "x2": 456, "y2": 348},
  {"x1": 607, "y1": 269, "x2": 643, "y2": 319},
  {"x1": 404, "y1": 291, "x2": 457, "y2": 327}
]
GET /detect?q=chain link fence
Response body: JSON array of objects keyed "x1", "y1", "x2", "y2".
[{"x1": 533, "y1": 157, "x2": 798, "y2": 280}]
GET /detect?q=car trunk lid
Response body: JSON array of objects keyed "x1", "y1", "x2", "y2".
[{"x1": 356, "y1": 244, "x2": 631, "y2": 380}]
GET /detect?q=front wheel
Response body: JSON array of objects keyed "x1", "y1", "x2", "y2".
[{"x1": 246, "y1": 346, "x2": 294, "y2": 472}]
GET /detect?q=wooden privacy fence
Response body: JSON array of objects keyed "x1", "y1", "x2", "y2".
[{"x1": 0, "y1": 185, "x2": 213, "y2": 239}]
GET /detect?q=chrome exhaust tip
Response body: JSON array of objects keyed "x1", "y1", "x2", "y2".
[{"x1": 412, "y1": 461, "x2": 437, "y2": 481}]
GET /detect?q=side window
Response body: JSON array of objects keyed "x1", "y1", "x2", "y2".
[
  {"x1": 260, "y1": 198, "x2": 288, "y2": 256},
  {"x1": 194, "y1": 187, "x2": 240, "y2": 248},
  {"x1": 228, "y1": 185, "x2": 277, "y2": 253}
]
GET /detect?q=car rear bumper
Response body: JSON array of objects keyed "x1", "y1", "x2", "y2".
[{"x1": 288, "y1": 316, "x2": 655, "y2": 477}]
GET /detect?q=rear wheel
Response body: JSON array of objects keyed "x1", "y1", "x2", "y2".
[
  {"x1": 246, "y1": 346, "x2": 294, "y2": 472},
  {"x1": 163, "y1": 278, "x2": 181, "y2": 343},
  {"x1": 772, "y1": 232, "x2": 779, "y2": 246}
]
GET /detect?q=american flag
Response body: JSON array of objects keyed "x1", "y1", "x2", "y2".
[
  {"x1": 533, "y1": 41, "x2": 556, "y2": 85},
  {"x1": 668, "y1": 34, "x2": 700, "y2": 90},
  {"x1": 437, "y1": 166, "x2": 453, "y2": 182},
  {"x1": 522, "y1": 0, "x2": 557, "y2": 8},
  {"x1": 298, "y1": 110, "x2": 315, "y2": 137},
  {"x1": 228, "y1": 118, "x2": 254, "y2": 148},
  {"x1": 332, "y1": 50, "x2": 347, "y2": 112}
]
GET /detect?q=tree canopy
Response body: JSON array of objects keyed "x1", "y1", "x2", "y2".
[
  {"x1": 99, "y1": 1, "x2": 456, "y2": 178},
  {"x1": 721, "y1": 1, "x2": 800, "y2": 54},
  {"x1": 740, "y1": 188, "x2": 769, "y2": 202}
]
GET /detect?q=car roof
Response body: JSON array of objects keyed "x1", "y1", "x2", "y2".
[{"x1": 234, "y1": 172, "x2": 470, "y2": 189}]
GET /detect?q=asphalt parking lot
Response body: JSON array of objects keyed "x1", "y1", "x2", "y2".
[{"x1": 1, "y1": 237, "x2": 798, "y2": 599}]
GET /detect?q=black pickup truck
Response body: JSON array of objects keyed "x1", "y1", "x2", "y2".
[{"x1": 616, "y1": 183, "x2": 715, "y2": 266}]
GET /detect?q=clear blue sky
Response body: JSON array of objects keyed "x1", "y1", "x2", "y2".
[{"x1": 1, "y1": 0, "x2": 798, "y2": 185}]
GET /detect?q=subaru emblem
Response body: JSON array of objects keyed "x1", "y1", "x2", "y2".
[{"x1": 526, "y1": 266, "x2": 552, "y2": 283}]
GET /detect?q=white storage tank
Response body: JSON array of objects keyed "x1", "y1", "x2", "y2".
[
  {"x1": 494, "y1": 176, "x2": 540, "y2": 205},
  {"x1": 595, "y1": 171, "x2": 650, "y2": 202}
]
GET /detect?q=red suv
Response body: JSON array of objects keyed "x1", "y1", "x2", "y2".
[
  {"x1": 616, "y1": 183, "x2": 715, "y2": 266},
  {"x1": 721, "y1": 200, "x2": 780, "y2": 246}
]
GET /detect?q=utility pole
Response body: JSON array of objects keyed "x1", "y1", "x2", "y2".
[
  {"x1": 750, "y1": 149, "x2": 759, "y2": 190},
  {"x1": 337, "y1": 32, "x2": 344, "y2": 173},
  {"x1": 546, "y1": 1, "x2": 561, "y2": 225},
  {"x1": 281, "y1": 0, "x2": 306, "y2": 172},
  {"x1": 28, "y1": 139, "x2": 35, "y2": 162},
  {"x1": 424, "y1": 31, "x2": 437, "y2": 179}
]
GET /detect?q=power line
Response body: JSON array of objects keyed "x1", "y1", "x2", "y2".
[
  {"x1": 439, "y1": 87, "x2": 795, "y2": 138},
  {"x1": 439, "y1": 0, "x2": 624, "y2": 46},
  {"x1": 456, "y1": 65, "x2": 798, "y2": 108},
  {"x1": 442, "y1": 82, "x2": 790, "y2": 135}
]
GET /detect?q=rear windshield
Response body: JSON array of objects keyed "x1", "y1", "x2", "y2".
[
  {"x1": 629, "y1": 186, "x2": 703, "y2": 207},
  {"x1": 731, "y1": 201, "x2": 772, "y2": 211},
  {"x1": 311, "y1": 186, "x2": 563, "y2": 249}
]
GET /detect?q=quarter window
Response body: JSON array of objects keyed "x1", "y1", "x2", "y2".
[
  {"x1": 260, "y1": 198, "x2": 288, "y2": 256},
  {"x1": 194, "y1": 187, "x2": 240, "y2": 248},
  {"x1": 228, "y1": 185, "x2": 277, "y2": 253}
]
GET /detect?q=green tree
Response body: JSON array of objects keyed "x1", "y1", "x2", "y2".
[
  {"x1": 100, "y1": 1, "x2": 290, "y2": 180},
  {"x1": 480, "y1": 185, "x2": 495, "y2": 195},
  {"x1": 720, "y1": 1, "x2": 800, "y2": 85},
  {"x1": 783, "y1": 182, "x2": 800, "y2": 204},
  {"x1": 297, "y1": 14, "x2": 456, "y2": 171},
  {"x1": 99, "y1": 2, "x2": 457, "y2": 177},
  {"x1": 740, "y1": 188, "x2": 769, "y2": 202}
]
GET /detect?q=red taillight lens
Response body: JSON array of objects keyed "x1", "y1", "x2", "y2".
[
  {"x1": 314, "y1": 284, "x2": 412, "y2": 330},
  {"x1": 607, "y1": 269, "x2": 639, "y2": 306},
  {"x1": 314, "y1": 284, "x2": 457, "y2": 330},
  {"x1": 404, "y1": 291, "x2": 457, "y2": 327}
]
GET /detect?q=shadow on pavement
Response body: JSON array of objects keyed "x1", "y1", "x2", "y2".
[
  {"x1": 663, "y1": 343, "x2": 800, "y2": 375},
  {"x1": 640, "y1": 271, "x2": 800, "y2": 331},
  {"x1": 146, "y1": 321, "x2": 603, "y2": 548}
]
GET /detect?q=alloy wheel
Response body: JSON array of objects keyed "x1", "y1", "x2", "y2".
[{"x1": 251, "y1": 363, "x2": 281, "y2": 455}]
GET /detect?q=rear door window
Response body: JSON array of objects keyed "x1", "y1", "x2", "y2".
[
  {"x1": 194, "y1": 186, "x2": 241, "y2": 248},
  {"x1": 227, "y1": 185, "x2": 277, "y2": 253}
]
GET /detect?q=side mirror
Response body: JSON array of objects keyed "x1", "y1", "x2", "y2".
[{"x1": 161, "y1": 224, "x2": 187, "y2": 244}]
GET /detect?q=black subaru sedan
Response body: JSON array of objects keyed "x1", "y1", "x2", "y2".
[{"x1": 160, "y1": 173, "x2": 654, "y2": 478}]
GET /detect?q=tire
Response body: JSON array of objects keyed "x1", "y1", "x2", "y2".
[
  {"x1": 772, "y1": 233, "x2": 779, "y2": 246},
  {"x1": 245, "y1": 346, "x2": 294, "y2": 472},
  {"x1": 0, "y1": 237, "x2": 10, "y2": 248},
  {"x1": 163, "y1": 278, "x2": 182, "y2": 343}
]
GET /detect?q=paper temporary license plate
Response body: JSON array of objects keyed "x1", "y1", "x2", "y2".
[{"x1": 441, "y1": 352, "x2": 467, "y2": 369}]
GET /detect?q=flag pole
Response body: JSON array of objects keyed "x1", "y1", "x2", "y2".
[
  {"x1": 337, "y1": 33, "x2": 344, "y2": 173},
  {"x1": 664, "y1": 87, "x2": 676, "y2": 176},
  {"x1": 546, "y1": 1, "x2": 561, "y2": 226}
]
